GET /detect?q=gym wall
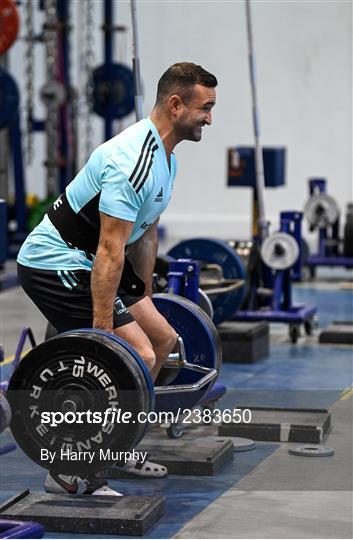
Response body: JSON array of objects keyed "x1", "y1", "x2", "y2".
[{"x1": 9, "y1": 0, "x2": 352, "y2": 240}]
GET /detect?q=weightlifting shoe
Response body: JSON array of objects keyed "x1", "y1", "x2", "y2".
[{"x1": 44, "y1": 472, "x2": 123, "y2": 496}]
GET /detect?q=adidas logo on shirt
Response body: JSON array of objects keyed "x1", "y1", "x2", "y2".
[{"x1": 155, "y1": 187, "x2": 163, "y2": 202}]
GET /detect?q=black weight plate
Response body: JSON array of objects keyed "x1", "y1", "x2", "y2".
[
  {"x1": 0, "y1": 393, "x2": 11, "y2": 433},
  {"x1": 92, "y1": 63, "x2": 135, "y2": 120},
  {"x1": 153, "y1": 294, "x2": 221, "y2": 415},
  {"x1": 7, "y1": 330, "x2": 154, "y2": 475},
  {"x1": 168, "y1": 238, "x2": 247, "y2": 325},
  {"x1": 0, "y1": 67, "x2": 19, "y2": 129}
]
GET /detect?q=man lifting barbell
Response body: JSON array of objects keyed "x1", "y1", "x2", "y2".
[{"x1": 16, "y1": 62, "x2": 217, "y2": 496}]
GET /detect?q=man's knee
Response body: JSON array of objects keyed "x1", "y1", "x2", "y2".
[
  {"x1": 156, "y1": 325, "x2": 178, "y2": 357},
  {"x1": 136, "y1": 346, "x2": 156, "y2": 372}
]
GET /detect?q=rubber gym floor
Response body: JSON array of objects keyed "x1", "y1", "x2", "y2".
[{"x1": 0, "y1": 264, "x2": 352, "y2": 539}]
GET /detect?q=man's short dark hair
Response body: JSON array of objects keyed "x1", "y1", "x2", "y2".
[{"x1": 156, "y1": 62, "x2": 217, "y2": 105}]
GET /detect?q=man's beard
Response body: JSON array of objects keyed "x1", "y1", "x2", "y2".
[{"x1": 177, "y1": 123, "x2": 203, "y2": 142}]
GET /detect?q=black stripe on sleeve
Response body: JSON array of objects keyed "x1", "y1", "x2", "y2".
[
  {"x1": 135, "y1": 144, "x2": 159, "y2": 193},
  {"x1": 128, "y1": 130, "x2": 153, "y2": 184},
  {"x1": 131, "y1": 137, "x2": 157, "y2": 189}
]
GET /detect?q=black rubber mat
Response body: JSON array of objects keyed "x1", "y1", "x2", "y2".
[
  {"x1": 219, "y1": 407, "x2": 331, "y2": 443},
  {"x1": 107, "y1": 437, "x2": 234, "y2": 477},
  {"x1": 319, "y1": 321, "x2": 353, "y2": 344},
  {"x1": 0, "y1": 489, "x2": 165, "y2": 536}
]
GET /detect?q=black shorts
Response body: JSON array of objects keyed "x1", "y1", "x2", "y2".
[{"x1": 17, "y1": 259, "x2": 146, "y2": 332}]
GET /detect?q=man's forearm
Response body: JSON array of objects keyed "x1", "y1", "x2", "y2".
[
  {"x1": 126, "y1": 226, "x2": 158, "y2": 297},
  {"x1": 91, "y1": 247, "x2": 125, "y2": 331}
]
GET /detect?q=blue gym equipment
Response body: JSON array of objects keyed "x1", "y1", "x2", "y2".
[
  {"x1": 0, "y1": 518, "x2": 44, "y2": 539},
  {"x1": 231, "y1": 212, "x2": 317, "y2": 343},
  {"x1": 168, "y1": 240, "x2": 246, "y2": 326},
  {"x1": 303, "y1": 178, "x2": 353, "y2": 277}
]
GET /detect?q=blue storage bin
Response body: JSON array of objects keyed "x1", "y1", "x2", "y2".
[{"x1": 227, "y1": 146, "x2": 286, "y2": 188}]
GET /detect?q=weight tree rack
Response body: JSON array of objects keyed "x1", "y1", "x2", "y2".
[
  {"x1": 303, "y1": 178, "x2": 353, "y2": 277},
  {"x1": 2, "y1": 0, "x2": 137, "y2": 269},
  {"x1": 0, "y1": 0, "x2": 25, "y2": 289},
  {"x1": 231, "y1": 212, "x2": 317, "y2": 343},
  {"x1": 227, "y1": 147, "x2": 317, "y2": 342}
]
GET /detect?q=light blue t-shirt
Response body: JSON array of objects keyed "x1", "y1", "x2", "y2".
[{"x1": 18, "y1": 117, "x2": 177, "y2": 270}]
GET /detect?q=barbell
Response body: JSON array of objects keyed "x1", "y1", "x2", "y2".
[{"x1": 7, "y1": 294, "x2": 221, "y2": 475}]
